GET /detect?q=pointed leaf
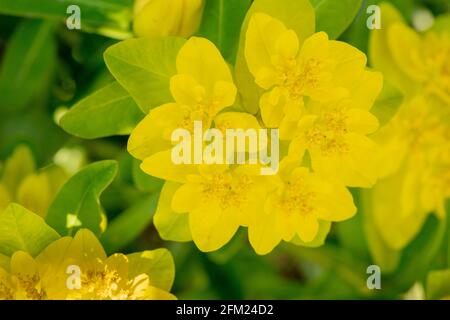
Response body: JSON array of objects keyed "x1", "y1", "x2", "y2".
[
  {"x1": 60, "y1": 81, "x2": 144, "y2": 139},
  {"x1": 46, "y1": 161, "x2": 118, "y2": 236},
  {"x1": 104, "y1": 37, "x2": 186, "y2": 113},
  {"x1": 0, "y1": 203, "x2": 59, "y2": 257}
]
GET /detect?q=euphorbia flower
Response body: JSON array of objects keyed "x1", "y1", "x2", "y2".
[
  {"x1": 0, "y1": 228, "x2": 175, "y2": 300},
  {"x1": 289, "y1": 98, "x2": 380, "y2": 188},
  {"x1": 370, "y1": 2, "x2": 450, "y2": 105},
  {"x1": 143, "y1": 159, "x2": 275, "y2": 252},
  {"x1": 244, "y1": 12, "x2": 381, "y2": 139},
  {"x1": 249, "y1": 158, "x2": 356, "y2": 255},
  {"x1": 128, "y1": 37, "x2": 237, "y2": 161},
  {"x1": 133, "y1": 0, "x2": 204, "y2": 38}
]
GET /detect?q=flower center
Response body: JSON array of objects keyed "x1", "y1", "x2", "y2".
[
  {"x1": 281, "y1": 179, "x2": 316, "y2": 216},
  {"x1": 177, "y1": 99, "x2": 221, "y2": 133},
  {"x1": 305, "y1": 108, "x2": 349, "y2": 156},
  {"x1": 201, "y1": 173, "x2": 252, "y2": 210},
  {"x1": 16, "y1": 273, "x2": 46, "y2": 300},
  {"x1": 0, "y1": 280, "x2": 14, "y2": 300},
  {"x1": 278, "y1": 58, "x2": 325, "y2": 100},
  {"x1": 80, "y1": 265, "x2": 130, "y2": 300}
]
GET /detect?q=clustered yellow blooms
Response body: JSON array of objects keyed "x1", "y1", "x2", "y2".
[
  {"x1": 367, "y1": 3, "x2": 450, "y2": 250},
  {"x1": 133, "y1": 0, "x2": 204, "y2": 38},
  {"x1": 0, "y1": 145, "x2": 67, "y2": 217},
  {"x1": 0, "y1": 228, "x2": 175, "y2": 300},
  {"x1": 129, "y1": 8, "x2": 383, "y2": 254}
]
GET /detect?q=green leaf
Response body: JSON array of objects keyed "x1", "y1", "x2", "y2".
[
  {"x1": 0, "y1": 20, "x2": 55, "y2": 113},
  {"x1": 290, "y1": 220, "x2": 331, "y2": 248},
  {"x1": 197, "y1": 0, "x2": 252, "y2": 63},
  {"x1": 369, "y1": 80, "x2": 404, "y2": 127},
  {"x1": 0, "y1": 203, "x2": 59, "y2": 257},
  {"x1": 132, "y1": 159, "x2": 164, "y2": 193},
  {"x1": 427, "y1": 269, "x2": 450, "y2": 300},
  {"x1": 310, "y1": 0, "x2": 363, "y2": 40},
  {"x1": 101, "y1": 194, "x2": 158, "y2": 254},
  {"x1": 235, "y1": 0, "x2": 315, "y2": 114},
  {"x1": 104, "y1": 37, "x2": 186, "y2": 113},
  {"x1": 46, "y1": 161, "x2": 118, "y2": 237},
  {"x1": 127, "y1": 248, "x2": 175, "y2": 291},
  {"x1": 60, "y1": 81, "x2": 144, "y2": 139},
  {"x1": 387, "y1": 214, "x2": 447, "y2": 292},
  {"x1": 0, "y1": 0, "x2": 133, "y2": 39}
]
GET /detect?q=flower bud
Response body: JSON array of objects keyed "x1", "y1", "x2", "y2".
[{"x1": 133, "y1": 0, "x2": 204, "y2": 38}]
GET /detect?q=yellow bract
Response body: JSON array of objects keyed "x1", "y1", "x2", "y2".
[
  {"x1": 0, "y1": 229, "x2": 175, "y2": 300},
  {"x1": 133, "y1": 0, "x2": 204, "y2": 38},
  {"x1": 249, "y1": 158, "x2": 356, "y2": 255},
  {"x1": 368, "y1": 3, "x2": 450, "y2": 250},
  {"x1": 244, "y1": 13, "x2": 381, "y2": 140},
  {"x1": 128, "y1": 37, "x2": 237, "y2": 161}
]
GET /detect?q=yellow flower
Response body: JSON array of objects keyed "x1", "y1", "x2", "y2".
[
  {"x1": 0, "y1": 145, "x2": 67, "y2": 216},
  {"x1": 248, "y1": 158, "x2": 356, "y2": 255},
  {"x1": 289, "y1": 98, "x2": 380, "y2": 188},
  {"x1": 244, "y1": 12, "x2": 381, "y2": 139},
  {"x1": 369, "y1": 96, "x2": 450, "y2": 249},
  {"x1": 370, "y1": 3, "x2": 450, "y2": 104},
  {"x1": 128, "y1": 37, "x2": 237, "y2": 161},
  {"x1": 0, "y1": 229, "x2": 175, "y2": 300},
  {"x1": 144, "y1": 159, "x2": 275, "y2": 252},
  {"x1": 133, "y1": 0, "x2": 204, "y2": 38},
  {"x1": 367, "y1": 3, "x2": 450, "y2": 250}
]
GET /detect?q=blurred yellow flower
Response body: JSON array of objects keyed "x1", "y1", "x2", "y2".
[
  {"x1": 244, "y1": 12, "x2": 382, "y2": 140},
  {"x1": 133, "y1": 0, "x2": 204, "y2": 38},
  {"x1": 370, "y1": 96, "x2": 450, "y2": 249},
  {"x1": 0, "y1": 229, "x2": 175, "y2": 300},
  {"x1": 368, "y1": 3, "x2": 450, "y2": 250},
  {"x1": 0, "y1": 145, "x2": 67, "y2": 217},
  {"x1": 371, "y1": 3, "x2": 450, "y2": 104}
]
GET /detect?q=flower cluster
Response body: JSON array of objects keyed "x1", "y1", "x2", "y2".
[{"x1": 129, "y1": 6, "x2": 383, "y2": 255}]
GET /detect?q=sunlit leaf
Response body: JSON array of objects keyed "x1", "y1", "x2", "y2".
[
  {"x1": 0, "y1": 203, "x2": 59, "y2": 257},
  {"x1": 60, "y1": 81, "x2": 144, "y2": 139},
  {"x1": 104, "y1": 37, "x2": 186, "y2": 113}
]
